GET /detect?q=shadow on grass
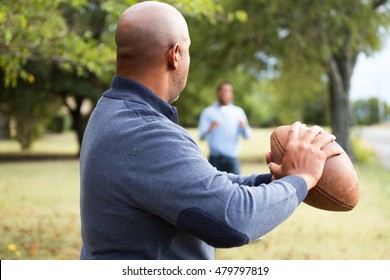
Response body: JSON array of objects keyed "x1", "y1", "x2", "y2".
[{"x1": 0, "y1": 153, "x2": 79, "y2": 162}]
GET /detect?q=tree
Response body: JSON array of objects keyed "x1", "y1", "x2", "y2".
[
  {"x1": 2, "y1": 0, "x2": 389, "y2": 156},
  {"x1": 0, "y1": 0, "x2": 223, "y2": 152},
  {"x1": 290, "y1": 0, "x2": 390, "y2": 156},
  {"x1": 242, "y1": 0, "x2": 390, "y2": 156},
  {"x1": 0, "y1": 62, "x2": 63, "y2": 150},
  {"x1": 0, "y1": 0, "x2": 115, "y2": 151},
  {"x1": 352, "y1": 97, "x2": 389, "y2": 125},
  {"x1": 182, "y1": 0, "x2": 390, "y2": 157},
  {"x1": 0, "y1": 0, "x2": 112, "y2": 86}
]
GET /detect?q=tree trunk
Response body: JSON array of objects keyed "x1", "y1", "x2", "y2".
[
  {"x1": 327, "y1": 50, "x2": 358, "y2": 159},
  {"x1": 0, "y1": 114, "x2": 10, "y2": 139},
  {"x1": 65, "y1": 95, "x2": 88, "y2": 157}
]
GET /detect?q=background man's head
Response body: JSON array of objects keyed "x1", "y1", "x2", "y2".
[{"x1": 217, "y1": 81, "x2": 234, "y2": 106}]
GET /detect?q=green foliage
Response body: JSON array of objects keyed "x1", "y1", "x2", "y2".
[
  {"x1": 166, "y1": 0, "x2": 223, "y2": 19},
  {"x1": 0, "y1": 0, "x2": 224, "y2": 139},
  {"x1": 1, "y1": 92, "x2": 61, "y2": 150},
  {"x1": 352, "y1": 97, "x2": 389, "y2": 125},
  {"x1": 0, "y1": 63, "x2": 63, "y2": 150},
  {"x1": 1, "y1": 0, "x2": 390, "y2": 142},
  {"x1": 351, "y1": 136, "x2": 377, "y2": 164},
  {"x1": 182, "y1": 0, "x2": 390, "y2": 129},
  {"x1": 302, "y1": 93, "x2": 330, "y2": 126},
  {"x1": 0, "y1": 0, "x2": 115, "y2": 87},
  {"x1": 0, "y1": 0, "x2": 118, "y2": 150}
]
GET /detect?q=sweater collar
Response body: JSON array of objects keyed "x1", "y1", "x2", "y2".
[{"x1": 104, "y1": 75, "x2": 178, "y2": 123}]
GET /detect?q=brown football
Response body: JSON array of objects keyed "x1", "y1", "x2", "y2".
[{"x1": 270, "y1": 125, "x2": 359, "y2": 211}]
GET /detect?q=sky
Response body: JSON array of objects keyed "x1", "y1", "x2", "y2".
[{"x1": 350, "y1": 36, "x2": 390, "y2": 104}]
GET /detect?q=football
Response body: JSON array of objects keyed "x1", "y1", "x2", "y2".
[{"x1": 270, "y1": 125, "x2": 359, "y2": 211}]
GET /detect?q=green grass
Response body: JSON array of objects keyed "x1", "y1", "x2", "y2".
[
  {"x1": 0, "y1": 161, "x2": 81, "y2": 259},
  {"x1": 0, "y1": 128, "x2": 389, "y2": 259},
  {"x1": 0, "y1": 132, "x2": 79, "y2": 155}
]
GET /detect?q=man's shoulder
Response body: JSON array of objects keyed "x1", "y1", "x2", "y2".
[
  {"x1": 201, "y1": 103, "x2": 218, "y2": 113},
  {"x1": 229, "y1": 104, "x2": 246, "y2": 113},
  {"x1": 229, "y1": 103, "x2": 243, "y2": 109}
]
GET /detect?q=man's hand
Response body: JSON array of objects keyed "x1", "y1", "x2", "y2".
[
  {"x1": 209, "y1": 121, "x2": 219, "y2": 132},
  {"x1": 239, "y1": 119, "x2": 246, "y2": 129},
  {"x1": 268, "y1": 122, "x2": 340, "y2": 190}
]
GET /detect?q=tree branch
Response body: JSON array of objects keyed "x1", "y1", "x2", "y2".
[{"x1": 373, "y1": 0, "x2": 388, "y2": 9}]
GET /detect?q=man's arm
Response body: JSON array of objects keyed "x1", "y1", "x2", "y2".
[
  {"x1": 237, "y1": 108, "x2": 252, "y2": 139},
  {"x1": 198, "y1": 109, "x2": 212, "y2": 140}
]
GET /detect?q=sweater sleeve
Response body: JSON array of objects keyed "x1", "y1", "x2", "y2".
[
  {"x1": 176, "y1": 175, "x2": 307, "y2": 247},
  {"x1": 198, "y1": 108, "x2": 211, "y2": 140},
  {"x1": 124, "y1": 120, "x2": 308, "y2": 248},
  {"x1": 226, "y1": 173, "x2": 273, "y2": 186}
]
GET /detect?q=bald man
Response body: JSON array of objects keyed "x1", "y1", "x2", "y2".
[
  {"x1": 80, "y1": 1, "x2": 341, "y2": 260},
  {"x1": 115, "y1": 1, "x2": 190, "y2": 104}
]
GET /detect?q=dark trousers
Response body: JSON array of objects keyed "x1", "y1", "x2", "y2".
[{"x1": 209, "y1": 155, "x2": 240, "y2": 174}]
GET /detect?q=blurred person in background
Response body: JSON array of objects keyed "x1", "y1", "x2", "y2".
[{"x1": 198, "y1": 81, "x2": 252, "y2": 174}]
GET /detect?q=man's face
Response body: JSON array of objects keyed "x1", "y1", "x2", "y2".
[
  {"x1": 218, "y1": 84, "x2": 233, "y2": 106},
  {"x1": 179, "y1": 37, "x2": 191, "y2": 90},
  {"x1": 169, "y1": 36, "x2": 191, "y2": 104}
]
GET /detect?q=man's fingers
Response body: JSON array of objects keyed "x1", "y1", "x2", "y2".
[
  {"x1": 265, "y1": 151, "x2": 273, "y2": 165},
  {"x1": 322, "y1": 141, "x2": 344, "y2": 158},
  {"x1": 313, "y1": 133, "x2": 337, "y2": 150},
  {"x1": 268, "y1": 162, "x2": 282, "y2": 179},
  {"x1": 287, "y1": 121, "x2": 301, "y2": 142},
  {"x1": 301, "y1": 125, "x2": 324, "y2": 143}
]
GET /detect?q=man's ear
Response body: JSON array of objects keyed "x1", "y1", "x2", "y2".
[{"x1": 168, "y1": 43, "x2": 180, "y2": 69}]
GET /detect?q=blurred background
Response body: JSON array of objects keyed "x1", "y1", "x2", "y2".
[{"x1": 1, "y1": 0, "x2": 390, "y2": 260}]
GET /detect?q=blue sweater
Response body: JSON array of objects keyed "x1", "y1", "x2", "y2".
[{"x1": 79, "y1": 75, "x2": 308, "y2": 260}]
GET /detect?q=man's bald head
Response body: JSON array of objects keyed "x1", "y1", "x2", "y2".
[
  {"x1": 116, "y1": 1, "x2": 189, "y2": 70},
  {"x1": 115, "y1": 1, "x2": 191, "y2": 103}
]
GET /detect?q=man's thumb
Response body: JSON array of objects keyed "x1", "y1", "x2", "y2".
[{"x1": 268, "y1": 162, "x2": 281, "y2": 178}]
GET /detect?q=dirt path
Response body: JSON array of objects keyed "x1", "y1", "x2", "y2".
[{"x1": 360, "y1": 125, "x2": 390, "y2": 170}]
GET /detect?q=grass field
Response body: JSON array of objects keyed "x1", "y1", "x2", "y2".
[{"x1": 0, "y1": 128, "x2": 389, "y2": 260}]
